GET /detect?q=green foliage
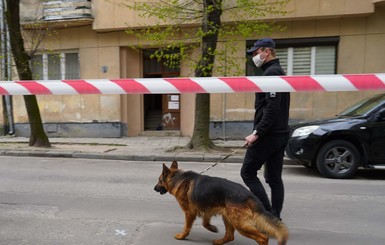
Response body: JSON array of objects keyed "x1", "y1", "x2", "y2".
[
  {"x1": 119, "y1": 0, "x2": 291, "y2": 149},
  {"x1": 122, "y1": 0, "x2": 290, "y2": 76}
]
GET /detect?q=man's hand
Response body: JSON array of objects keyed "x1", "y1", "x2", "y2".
[{"x1": 245, "y1": 133, "x2": 258, "y2": 146}]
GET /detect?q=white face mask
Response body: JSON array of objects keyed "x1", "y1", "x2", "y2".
[{"x1": 252, "y1": 53, "x2": 265, "y2": 67}]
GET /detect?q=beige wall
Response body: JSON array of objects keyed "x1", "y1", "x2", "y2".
[
  {"x1": 289, "y1": 4, "x2": 385, "y2": 121},
  {"x1": 7, "y1": 0, "x2": 385, "y2": 136},
  {"x1": 92, "y1": 0, "x2": 377, "y2": 31},
  {"x1": 209, "y1": 4, "x2": 385, "y2": 124},
  {"x1": 12, "y1": 25, "x2": 122, "y2": 125},
  {"x1": 120, "y1": 47, "x2": 143, "y2": 136}
]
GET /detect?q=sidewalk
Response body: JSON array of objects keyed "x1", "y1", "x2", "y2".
[{"x1": 0, "y1": 136, "x2": 295, "y2": 164}]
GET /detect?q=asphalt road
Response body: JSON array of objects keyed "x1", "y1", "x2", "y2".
[{"x1": 0, "y1": 156, "x2": 385, "y2": 245}]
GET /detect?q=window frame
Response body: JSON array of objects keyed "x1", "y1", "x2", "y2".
[{"x1": 31, "y1": 51, "x2": 80, "y2": 80}]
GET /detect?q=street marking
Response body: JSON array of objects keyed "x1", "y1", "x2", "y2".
[{"x1": 115, "y1": 229, "x2": 127, "y2": 236}]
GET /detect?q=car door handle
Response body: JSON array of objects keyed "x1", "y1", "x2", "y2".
[{"x1": 360, "y1": 127, "x2": 366, "y2": 130}]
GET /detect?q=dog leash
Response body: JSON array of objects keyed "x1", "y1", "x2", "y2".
[{"x1": 200, "y1": 143, "x2": 248, "y2": 174}]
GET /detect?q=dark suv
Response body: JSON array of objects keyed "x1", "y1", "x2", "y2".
[{"x1": 286, "y1": 93, "x2": 385, "y2": 178}]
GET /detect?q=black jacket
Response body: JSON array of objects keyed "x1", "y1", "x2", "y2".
[{"x1": 253, "y1": 59, "x2": 290, "y2": 137}]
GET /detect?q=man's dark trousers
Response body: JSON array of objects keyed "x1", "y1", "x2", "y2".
[{"x1": 241, "y1": 133, "x2": 289, "y2": 218}]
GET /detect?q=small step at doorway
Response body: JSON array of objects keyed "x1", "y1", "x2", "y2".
[{"x1": 140, "y1": 130, "x2": 181, "y2": 137}]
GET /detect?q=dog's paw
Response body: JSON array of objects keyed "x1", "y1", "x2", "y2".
[
  {"x1": 212, "y1": 239, "x2": 225, "y2": 245},
  {"x1": 175, "y1": 233, "x2": 187, "y2": 240},
  {"x1": 206, "y1": 224, "x2": 218, "y2": 233},
  {"x1": 212, "y1": 235, "x2": 235, "y2": 245}
]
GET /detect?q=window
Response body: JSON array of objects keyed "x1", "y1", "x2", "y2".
[
  {"x1": 31, "y1": 52, "x2": 80, "y2": 80},
  {"x1": 246, "y1": 37, "x2": 339, "y2": 76},
  {"x1": 278, "y1": 46, "x2": 336, "y2": 75}
]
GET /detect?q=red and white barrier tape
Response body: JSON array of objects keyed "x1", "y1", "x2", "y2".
[{"x1": 1, "y1": 74, "x2": 385, "y2": 95}]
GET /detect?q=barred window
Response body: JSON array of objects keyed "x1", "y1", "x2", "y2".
[{"x1": 31, "y1": 52, "x2": 80, "y2": 80}]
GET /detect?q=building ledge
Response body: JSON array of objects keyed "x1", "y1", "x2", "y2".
[{"x1": 22, "y1": 18, "x2": 93, "y2": 30}]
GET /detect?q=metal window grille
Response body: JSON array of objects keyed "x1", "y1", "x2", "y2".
[{"x1": 31, "y1": 52, "x2": 80, "y2": 80}]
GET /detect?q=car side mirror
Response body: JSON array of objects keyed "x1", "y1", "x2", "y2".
[{"x1": 375, "y1": 108, "x2": 385, "y2": 121}]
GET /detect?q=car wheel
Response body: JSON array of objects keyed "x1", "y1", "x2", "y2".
[{"x1": 316, "y1": 140, "x2": 360, "y2": 179}]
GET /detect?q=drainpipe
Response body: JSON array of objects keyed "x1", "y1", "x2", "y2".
[
  {"x1": 222, "y1": 41, "x2": 227, "y2": 141},
  {"x1": 222, "y1": 94, "x2": 226, "y2": 140},
  {"x1": 5, "y1": 2, "x2": 13, "y2": 135},
  {"x1": 1, "y1": 0, "x2": 14, "y2": 135}
]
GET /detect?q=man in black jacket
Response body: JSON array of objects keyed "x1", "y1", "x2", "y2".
[{"x1": 241, "y1": 38, "x2": 290, "y2": 220}]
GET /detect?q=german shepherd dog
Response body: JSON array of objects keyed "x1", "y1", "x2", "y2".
[{"x1": 154, "y1": 161, "x2": 288, "y2": 245}]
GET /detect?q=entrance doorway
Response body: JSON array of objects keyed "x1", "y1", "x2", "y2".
[
  {"x1": 143, "y1": 93, "x2": 181, "y2": 130},
  {"x1": 143, "y1": 49, "x2": 181, "y2": 131}
]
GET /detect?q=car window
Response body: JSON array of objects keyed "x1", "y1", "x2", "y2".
[{"x1": 339, "y1": 94, "x2": 385, "y2": 117}]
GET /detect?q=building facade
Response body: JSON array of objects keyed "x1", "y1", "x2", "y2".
[{"x1": 2, "y1": 0, "x2": 385, "y2": 138}]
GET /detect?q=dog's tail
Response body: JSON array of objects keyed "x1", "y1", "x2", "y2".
[
  {"x1": 248, "y1": 199, "x2": 289, "y2": 245},
  {"x1": 256, "y1": 213, "x2": 288, "y2": 245}
]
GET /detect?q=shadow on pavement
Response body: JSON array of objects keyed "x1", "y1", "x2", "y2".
[{"x1": 133, "y1": 222, "x2": 385, "y2": 245}]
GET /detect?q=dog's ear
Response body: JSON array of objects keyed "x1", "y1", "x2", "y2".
[
  {"x1": 162, "y1": 163, "x2": 170, "y2": 175},
  {"x1": 170, "y1": 160, "x2": 178, "y2": 170}
]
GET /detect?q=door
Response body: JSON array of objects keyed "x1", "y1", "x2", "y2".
[
  {"x1": 367, "y1": 106, "x2": 385, "y2": 164},
  {"x1": 143, "y1": 94, "x2": 181, "y2": 131},
  {"x1": 143, "y1": 49, "x2": 181, "y2": 131},
  {"x1": 161, "y1": 94, "x2": 181, "y2": 130}
]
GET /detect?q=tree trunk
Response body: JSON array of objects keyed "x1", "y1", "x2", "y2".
[
  {"x1": 5, "y1": 0, "x2": 50, "y2": 147},
  {"x1": 187, "y1": 93, "x2": 216, "y2": 150},
  {"x1": 187, "y1": 0, "x2": 222, "y2": 150}
]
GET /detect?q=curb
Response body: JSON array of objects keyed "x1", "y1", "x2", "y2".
[{"x1": 0, "y1": 149, "x2": 297, "y2": 165}]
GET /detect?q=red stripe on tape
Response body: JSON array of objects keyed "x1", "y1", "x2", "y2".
[
  {"x1": 220, "y1": 77, "x2": 262, "y2": 92},
  {"x1": 0, "y1": 87, "x2": 9, "y2": 95},
  {"x1": 344, "y1": 74, "x2": 385, "y2": 90},
  {"x1": 282, "y1": 76, "x2": 325, "y2": 91},
  {"x1": 110, "y1": 79, "x2": 151, "y2": 94},
  {"x1": 164, "y1": 78, "x2": 206, "y2": 93},
  {"x1": 17, "y1": 81, "x2": 52, "y2": 94},
  {"x1": 63, "y1": 80, "x2": 101, "y2": 94}
]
